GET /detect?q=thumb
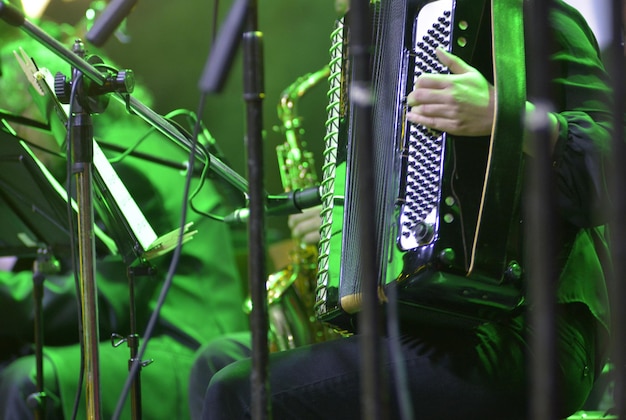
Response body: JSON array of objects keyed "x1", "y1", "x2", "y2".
[{"x1": 435, "y1": 47, "x2": 474, "y2": 75}]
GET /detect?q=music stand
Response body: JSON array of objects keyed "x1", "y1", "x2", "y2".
[
  {"x1": 0, "y1": 126, "x2": 116, "y2": 258},
  {"x1": 17, "y1": 52, "x2": 201, "y2": 417},
  {"x1": 17, "y1": 61, "x2": 197, "y2": 417},
  {"x1": 0, "y1": 124, "x2": 117, "y2": 418}
]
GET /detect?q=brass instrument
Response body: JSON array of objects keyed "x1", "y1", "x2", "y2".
[{"x1": 245, "y1": 66, "x2": 338, "y2": 351}]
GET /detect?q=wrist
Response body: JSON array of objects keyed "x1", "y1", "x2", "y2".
[{"x1": 523, "y1": 101, "x2": 560, "y2": 156}]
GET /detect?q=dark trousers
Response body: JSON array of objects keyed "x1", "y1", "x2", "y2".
[
  {"x1": 0, "y1": 354, "x2": 62, "y2": 420},
  {"x1": 190, "y1": 304, "x2": 599, "y2": 420}
]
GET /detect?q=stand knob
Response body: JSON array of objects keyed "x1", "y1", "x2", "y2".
[
  {"x1": 112, "y1": 69, "x2": 135, "y2": 94},
  {"x1": 54, "y1": 72, "x2": 70, "y2": 103}
]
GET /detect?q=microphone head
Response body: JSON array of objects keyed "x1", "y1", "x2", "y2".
[
  {"x1": 85, "y1": 0, "x2": 138, "y2": 47},
  {"x1": 0, "y1": 0, "x2": 25, "y2": 28},
  {"x1": 224, "y1": 208, "x2": 250, "y2": 224}
]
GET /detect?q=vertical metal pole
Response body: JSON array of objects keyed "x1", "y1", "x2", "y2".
[
  {"x1": 71, "y1": 41, "x2": 101, "y2": 420},
  {"x1": 608, "y1": 0, "x2": 626, "y2": 417},
  {"x1": 31, "y1": 251, "x2": 47, "y2": 419},
  {"x1": 525, "y1": 0, "x2": 558, "y2": 419},
  {"x1": 196, "y1": 0, "x2": 268, "y2": 415},
  {"x1": 125, "y1": 265, "x2": 155, "y2": 420},
  {"x1": 73, "y1": 118, "x2": 101, "y2": 420},
  {"x1": 350, "y1": 1, "x2": 384, "y2": 419},
  {"x1": 242, "y1": 1, "x2": 270, "y2": 418}
]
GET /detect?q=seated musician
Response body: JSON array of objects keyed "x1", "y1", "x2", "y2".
[{"x1": 192, "y1": 0, "x2": 614, "y2": 419}]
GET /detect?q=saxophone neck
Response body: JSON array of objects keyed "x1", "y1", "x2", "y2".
[
  {"x1": 277, "y1": 66, "x2": 331, "y2": 127},
  {"x1": 276, "y1": 66, "x2": 330, "y2": 191}
]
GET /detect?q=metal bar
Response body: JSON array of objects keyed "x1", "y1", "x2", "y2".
[{"x1": 525, "y1": 0, "x2": 558, "y2": 419}]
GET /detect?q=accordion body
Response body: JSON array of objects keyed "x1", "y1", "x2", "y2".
[{"x1": 315, "y1": 0, "x2": 527, "y2": 332}]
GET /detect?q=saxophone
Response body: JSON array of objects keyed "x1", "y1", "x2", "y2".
[{"x1": 254, "y1": 66, "x2": 337, "y2": 351}]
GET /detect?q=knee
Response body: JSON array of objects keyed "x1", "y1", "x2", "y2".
[
  {"x1": 190, "y1": 334, "x2": 251, "y2": 419},
  {"x1": 189, "y1": 342, "x2": 227, "y2": 419},
  {"x1": 191, "y1": 341, "x2": 234, "y2": 381},
  {"x1": 195, "y1": 333, "x2": 250, "y2": 373},
  {"x1": 190, "y1": 336, "x2": 250, "y2": 391},
  {"x1": 0, "y1": 356, "x2": 61, "y2": 420},
  {"x1": 1, "y1": 357, "x2": 38, "y2": 396},
  {"x1": 0, "y1": 356, "x2": 39, "y2": 419},
  {"x1": 201, "y1": 359, "x2": 252, "y2": 420}
]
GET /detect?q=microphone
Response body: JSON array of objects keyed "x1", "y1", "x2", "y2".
[
  {"x1": 224, "y1": 186, "x2": 322, "y2": 224},
  {"x1": 0, "y1": 1, "x2": 26, "y2": 27},
  {"x1": 198, "y1": 0, "x2": 249, "y2": 93},
  {"x1": 86, "y1": 0, "x2": 139, "y2": 47}
]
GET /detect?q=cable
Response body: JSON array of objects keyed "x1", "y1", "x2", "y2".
[
  {"x1": 111, "y1": 89, "x2": 210, "y2": 420},
  {"x1": 65, "y1": 72, "x2": 86, "y2": 420}
]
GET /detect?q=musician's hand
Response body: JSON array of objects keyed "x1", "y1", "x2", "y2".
[
  {"x1": 406, "y1": 48, "x2": 495, "y2": 137},
  {"x1": 288, "y1": 205, "x2": 322, "y2": 246},
  {"x1": 0, "y1": 256, "x2": 17, "y2": 272}
]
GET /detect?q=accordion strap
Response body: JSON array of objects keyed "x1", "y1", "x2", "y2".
[{"x1": 470, "y1": 0, "x2": 527, "y2": 278}]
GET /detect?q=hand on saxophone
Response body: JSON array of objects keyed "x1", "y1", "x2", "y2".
[{"x1": 288, "y1": 205, "x2": 323, "y2": 246}]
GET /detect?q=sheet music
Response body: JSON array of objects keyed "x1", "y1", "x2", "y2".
[{"x1": 0, "y1": 120, "x2": 118, "y2": 257}]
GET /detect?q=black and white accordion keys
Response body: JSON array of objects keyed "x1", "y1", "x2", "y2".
[{"x1": 399, "y1": 0, "x2": 452, "y2": 251}]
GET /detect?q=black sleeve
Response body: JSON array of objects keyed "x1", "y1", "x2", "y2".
[{"x1": 546, "y1": 1, "x2": 614, "y2": 227}]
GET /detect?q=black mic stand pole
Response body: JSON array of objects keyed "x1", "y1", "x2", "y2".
[
  {"x1": 58, "y1": 45, "x2": 133, "y2": 419},
  {"x1": 526, "y1": 0, "x2": 559, "y2": 418},
  {"x1": 196, "y1": 0, "x2": 268, "y2": 416},
  {"x1": 349, "y1": 1, "x2": 383, "y2": 419},
  {"x1": 242, "y1": 1, "x2": 270, "y2": 418},
  {"x1": 608, "y1": 0, "x2": 625, "y2": 417}
]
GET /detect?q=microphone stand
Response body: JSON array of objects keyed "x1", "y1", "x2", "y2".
[
  {"x1": 241, "y1": 2, "x2": 270, "y2": 418},
  {"x1": 348, "y1": 1, "x2": 383, "y2": 419},
  {"x1": 526, "y1": 0, "x2": 559, "y2": 418},
  {"x1": 0, "y1": 4, "x2": 157, "y2": 417},
  {"x1": 197, "y1": 0, "x2": 269, "y2": 416},
  {"x1": 64, "y1": 39, "x2": 103, "y2": 418},
  {"x1": 608, "y1": 0, "x2": 626, "y2": 416}
]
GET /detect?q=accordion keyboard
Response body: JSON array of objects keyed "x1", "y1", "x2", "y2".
[{"x1": 399, "y1": 0, "x2": 454, "y2": 251}]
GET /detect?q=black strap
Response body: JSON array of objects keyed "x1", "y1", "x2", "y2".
[{"x1": 471, "y1": 0, "x2": 527, "y2": 280}]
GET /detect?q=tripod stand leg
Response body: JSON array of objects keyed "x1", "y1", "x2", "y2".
[
  {"x1": 110, "y1": 264, "x2": 155, "y2": 420},
  {"x1": 27, "y1": 248, "x2": 60, "y2": 419}
]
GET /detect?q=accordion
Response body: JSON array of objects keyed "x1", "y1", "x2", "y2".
[{"x1": 315, "y1": 0, "x2": 528, "y2": 332}]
